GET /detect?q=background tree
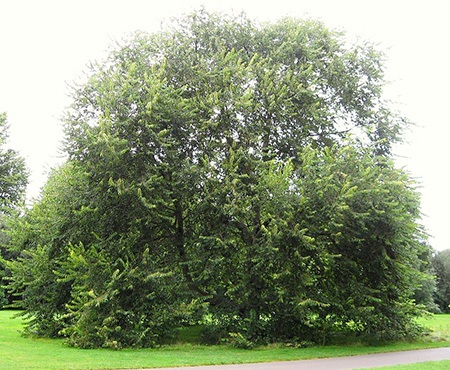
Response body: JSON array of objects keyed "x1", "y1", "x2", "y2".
[
  {"x1": 9, "y1": 10, "x2": 431, "y2": 347},
  {"x1": 432, "y1": 249, "x2": 450, "y2": 313},
  {"x1": 0, "y1": 112, "x2": 28, "y2": 308},
  {"x1": 412, "y1": 243, "x2": 438, "y2": 313}
]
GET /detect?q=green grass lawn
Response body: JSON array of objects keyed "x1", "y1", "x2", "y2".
[
  {"x1": 1, "y1": 310, "x2": 450, "y2": 370},
  {"x1": 356, "y1": 361, "x2": 450, "y2": 370},
  {"x1": 418, "y1": 314, "x2": 450, "y2": 341}
]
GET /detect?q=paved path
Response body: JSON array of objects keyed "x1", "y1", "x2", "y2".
[{"x1": 142, "y1": 348, "x2": 450, "y2": 370}]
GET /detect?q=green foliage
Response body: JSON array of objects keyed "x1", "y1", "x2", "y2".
[
  {"x1": 6, "y1": 163, "x2": 86, "y2": 333},
  {"x1": 293, "y1": 146, "x2": 428, "y2": 342},
  {"x1": 0, "y1": 112, "x2": 28, "y2": 309},
  {"x1": 59, "y1": 240, "x2": 189, "y2": 349},
  {"x1": 413, "y1": 245, "x2": 438, "y2": 313},
  {"x1": 0, "y1": 113, "x2": 28, "y2": 214},
  {"x1": 432, "y1": 249, "x2": 450, "y2": 313},
  {"x1": 7, "y1": 163, "x2": 198, "y2": 347},
  {"x1": 7, "y1": 10, "x2": 432, "y2": 348}
]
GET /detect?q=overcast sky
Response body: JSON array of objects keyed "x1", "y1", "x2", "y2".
[{"x1": 0, "y1": 0, "x2": 448, "y2": 251}]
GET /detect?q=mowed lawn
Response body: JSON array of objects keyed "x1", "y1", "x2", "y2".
[
  {"x1": 360, "y1": 361, "x2": 450, "y2": 370},
  {"x1": 1, "y1": 310, "x2": 450, "y2": 370}
]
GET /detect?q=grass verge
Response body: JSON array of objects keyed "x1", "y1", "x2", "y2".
[
  {"x1": 357, "y1": 360, "x2": 450, "y2": 370},
  {"x1": 1, "y1": 310, "x2": 450, "y2": 369}
]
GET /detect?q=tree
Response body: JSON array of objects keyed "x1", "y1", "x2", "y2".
[
  {"x1": 0, "y1": 112, "x2": 28, "y2": 308},
  {"x1": 412, "y1": 243, "x2": 438, "y2": 313},
  {"x1": 432, "y1": 249, "x2": 450, "y2": 313},
  {"x1": 0, "y1": 113, "x2": 27, "y2": 213},
  {"x1": 9, "y1": 10, "x2": 430, "y2": 347}
]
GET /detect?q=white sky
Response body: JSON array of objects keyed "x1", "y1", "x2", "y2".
[{"x1": 0, "y1": 0, "x2": 448, "y2": 250}]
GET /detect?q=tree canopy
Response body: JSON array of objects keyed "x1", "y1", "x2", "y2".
[{"x1": 7, "y1": 10, "x2": 431, "y2": 348}]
